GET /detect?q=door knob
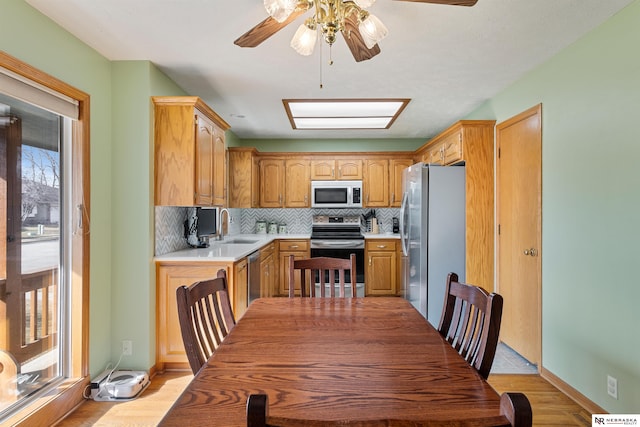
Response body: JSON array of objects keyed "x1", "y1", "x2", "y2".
[{"x1": 523, "y1": 248, "x2": 537, "y2": 256}]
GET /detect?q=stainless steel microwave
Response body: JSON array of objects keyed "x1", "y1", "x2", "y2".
[{"x1": 311, "y1": 180, "x2": 362, "y2": 208}]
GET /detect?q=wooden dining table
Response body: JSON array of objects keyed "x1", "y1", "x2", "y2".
[{"x1": 159, "y1": 297, "x2": 508, "y2": 426}]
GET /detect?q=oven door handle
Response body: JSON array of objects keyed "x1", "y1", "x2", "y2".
[{"x1": 312, "y1": 240, "x2": 364, "y2": 248}]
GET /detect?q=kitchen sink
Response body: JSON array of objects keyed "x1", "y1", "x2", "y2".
[{"x1": 221, "y1": 238, "x2": 259, "y2": 245}]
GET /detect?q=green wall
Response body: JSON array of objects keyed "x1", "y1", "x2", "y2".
[
  {"x1": 239, "y1": 138, "x2": 424, "y2": 152},
  {"x1": 1, "y1": 0, "x2": 114, "y2": 377},
  {"x1": 465, "y1": 0, "x2": 640, "y2": 413},
  {"x1": 111, "y1": 62, "x2": 186, "y2": 369}
]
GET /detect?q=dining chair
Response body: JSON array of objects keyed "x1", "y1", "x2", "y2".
[
  {"x1": 437, "y1": 272, "x2": 504, "y2": 380},
  {"x1": 176, "y1": 269, "x2": 236, "y2": 375},
  {"x1": 288, "y1": 254, "x2": 357, "y2": 298},
  {"x1": 246, "y1": 392, "x2": 532, "y2": 427}
]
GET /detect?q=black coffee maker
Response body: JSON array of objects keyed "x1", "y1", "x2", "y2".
[{"x1": 392, "y1": 217, "x2": 399, "y2": 233}]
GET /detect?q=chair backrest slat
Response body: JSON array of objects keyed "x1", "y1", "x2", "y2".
[
  {"x1": 289, "y1": 255, "x2": 357, "y2": 298},
  {"x1": 176, "y1": 269, "x2": 236, "y2": 375},
  {"x1": 437, "y1": 272, "x2": 503, "y2": 379}
]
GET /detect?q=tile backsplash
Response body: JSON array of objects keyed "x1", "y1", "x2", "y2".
[{"x1": 155, "y1": 206, "x2": 400, "y2": 256}]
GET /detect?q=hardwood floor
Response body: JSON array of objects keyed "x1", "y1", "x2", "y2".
[
  {"x1": 56, "y1": 372, "x2": 592, "y2": 426},
  {"x1": 55, "y1": 371, "x2": 192, "y2": 426},
  {"x1": 488, "y1": 374, "x2": 592, "y2": 426}
]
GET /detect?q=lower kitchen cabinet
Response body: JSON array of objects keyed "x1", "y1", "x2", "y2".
[
  {"x1": 156, "y1": 262, "x2": 232, "y2": 371},
  {"x1": 234, "y1": 257, "x2": 248, "y2": 319},
  {"x1": 365, "y1": 239, "x2": 398, "y2": 296},
  {"x1": 259, "y1": 242, "x2": 276, "y2": 297},
  {"x1": 277, "y1": 239, "x2": 310, "y2": 296}
]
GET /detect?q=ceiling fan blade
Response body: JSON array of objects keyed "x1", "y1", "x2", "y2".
[
  {"x1": 394, "y1": 0, "x2": 478, "y2": 6},
  {"x1": 341, "y1": 14, "x2": 381, "y2": 62},
  {"x1": 234, "y1": 9, "x2": 308, "y2": 48}
]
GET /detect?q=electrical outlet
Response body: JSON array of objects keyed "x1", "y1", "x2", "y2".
[
  {"x1": 122, "y1": 340, "x2": 133, "y2": 356},
  {"x1": 607, "y1": 375, "x2": 618, "y2": 399}
]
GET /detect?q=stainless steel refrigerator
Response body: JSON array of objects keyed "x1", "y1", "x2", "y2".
[{"x1": 400, "y1": 163, "x2": 465, "y2": 326}]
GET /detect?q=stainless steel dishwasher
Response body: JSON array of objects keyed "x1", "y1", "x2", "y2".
[{"x1": 247, "y1": 251, "x2": 261, "y2": 304}]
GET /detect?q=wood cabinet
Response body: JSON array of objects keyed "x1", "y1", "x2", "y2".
[
  {"x1": 259, "y1": 242, "x2": 276, "y2": 297},
  {"x1": 284, "y1": 159, "x2": 310, "y2": 207},
  {"x1": 277, "y1": 239, "x2": 310, "y2": 296},
  {"x1": 259, "y1": 158, "x2": 310, "y2": 208},
  {"x1": 389, "y1": 158, "x2": 413, "y2": 207},
  {"x1": 234, "y1": 258, "x2": 248, "y2": 319},
  {"x1": 156, "y1": 262, "x2": 231, "y2": 370},
  {"x1": 310, "y1": 159, "x2": 362, "y2": 180},
  {"x1": 153, "y1": 96, "x2": 229, "y2": 206},
  {"x1": 363, "y1": 159, "x2": 389, "y2": 207},
  {"x1": 260, "y1": 159, "x2": 285, "y2": 207},
  {"x1": 365, "y1": 239, "x2": 398, "y2": 296},
  {"x1": 228, "y1": 147, "x2": 259, "y2": 208},
  {"x1": 415, "y1": 120, "x2": 495, "y2": 290},
  {"x1": 212, "y1": 124, "x2": 227, "y2": 206}
]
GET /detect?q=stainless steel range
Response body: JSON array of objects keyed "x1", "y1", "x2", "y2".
[{"x1": 310, "y1": 215, "x2": 365, "y2": 296}]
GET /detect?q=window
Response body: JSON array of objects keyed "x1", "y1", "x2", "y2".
[{"x1": 0, "y1": 52, "x2": 89, "y2": 425}]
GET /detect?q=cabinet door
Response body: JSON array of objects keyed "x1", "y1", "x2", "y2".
[
  {"x1": 442, "y1": 130, "x2": 463, "y2": 165},
  {"x1": 260, "y1": 159, "x2": 284, "y2": 207},
  {"x1": 228, "y1": 149, "x2": 252, "y2": 208},
  {"x1": 365, "y1": 249, "x2": 397, "y2": 296},
  {"x1": 364, "y1": 159, "x2": 389, "y2": 207},
  {"x1": 194, "y1": 114, "x2": 213, "y2": 206},
  {"x1": 156, "y1": 264, "x2": 226, "y2": 369},
  {"x1": 389, "y1": 158, "x2": 413, "y2": 207},
  {"x1": 427, "y1": 142, "x2": 444, "y2": 165},
  {"x1": 285, "y1": 159, "x2": 310, "y2": 207},
  {"x1": 212, "y1": 124, "x2": 226, "y2": 206},
  {"x1": 260, "y1": 254, "x2": 275, "y2": 297},
  {"x1": 310, "y1": 160, "x2": 335, "y2": 180},
  {"x1": 337, "y1": 160, "x2": 362, "y2": 180},
  {"x1": 252, "y1": 156, "x2": 260, "y2": 207},
  {"x1": 234, "y1": 259, "x2": 248, "y2": 319}
]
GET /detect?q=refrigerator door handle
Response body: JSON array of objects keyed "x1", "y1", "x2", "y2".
[{"x1": 399, "y1": 191, "x2": 409, "y2": 256}]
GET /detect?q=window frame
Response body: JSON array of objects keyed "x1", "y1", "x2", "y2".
[{"x1": 0, "y1": 51, "x2": 90, "y2": 426}]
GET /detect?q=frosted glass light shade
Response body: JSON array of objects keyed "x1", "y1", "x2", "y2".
[
  {"x1": 354, "y1": 0, "x2": 375, "y2": 7},
  {"x1": 358, "y1": 14, "x2": 388, "y2": 49},
  {"x1": 264, "y1": 0, "x2": 297, "y2": 23},
  {"x1": 291, "y1": 24, "x2": 317, "y2": 56}
]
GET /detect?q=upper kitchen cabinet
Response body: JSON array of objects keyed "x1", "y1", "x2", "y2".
[
  {"x1": 416, "y1": 120, "x2": 496, "y2": 289},
  {"x1": 389, "y1": 158, "x2": 413, "y2": 207},
  {"x1": 228, "y1": 147, "x2": 259, "y2": 208},
  {"x1": 153, "y1": 96, "x2": 230, "y2": 206},
  {"x1": 310, "y1": 159, "x2": 362, "y2": 180},
  {"x1": 259, "y1": 157, "x2": 310, "y2": 208},
  {"x1": 285, "y1": 159, "x2": 310, "y2": 207},
  {"x1": 363, "y1": 159, "x2": 389, "y2": 207}
]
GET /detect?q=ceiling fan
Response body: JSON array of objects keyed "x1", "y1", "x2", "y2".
[{"x1": 234, "y1": 0, "x2": 479, "y2": 62}]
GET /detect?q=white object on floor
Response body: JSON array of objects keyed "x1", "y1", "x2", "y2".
[{"x1": 90, "y1": 369, "x2": 150, "y2": 401}]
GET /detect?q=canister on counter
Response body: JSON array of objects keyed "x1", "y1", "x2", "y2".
[
  {"x1": 255, "y1": 220, "x2": 267, "y2": 234},
  {"x1": 278, "y1": 223, "x2": 287, "y2": 234},
  {"x1": 268, "y1": 222, "x2": 278, "y2": 234}
]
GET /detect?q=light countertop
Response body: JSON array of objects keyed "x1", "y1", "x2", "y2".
[
  {"x1": 154, "y1": 234, "x2": 309, "y2": 263},
  {"x1": 155, "y1": 232, "x2": 401, "y2": 263}
]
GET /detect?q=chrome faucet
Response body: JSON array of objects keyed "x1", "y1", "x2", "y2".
[{"x1": 215, "y1": 208, "x2": 231, "y2": 241}]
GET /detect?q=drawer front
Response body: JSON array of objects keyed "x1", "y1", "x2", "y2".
[
  {"x1": 365, "y1": 240, "x2": 396, "y2": 251},
  {"x1": 279, "y1": 239, "x2": 309, "y2": 251}
]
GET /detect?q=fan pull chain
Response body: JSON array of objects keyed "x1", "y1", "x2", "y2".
[{"x1": 319, "y1": 39, "x2": 323, "y2": 89}]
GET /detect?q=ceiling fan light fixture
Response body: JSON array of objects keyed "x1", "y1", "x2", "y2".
[
  {"x1": 358, "y1": 13, "x2": 388, "y2": 49},
  {"x1": 264, "y1": 0, "x2": 298, "y2": 23},
  {"x1": 291, "y1": 23, "x2": 317, "y2": 56}
]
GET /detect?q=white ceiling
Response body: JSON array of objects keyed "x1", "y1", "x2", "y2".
[{"x1": 26, "y1": 0, "x2": 633, "y2": 140}]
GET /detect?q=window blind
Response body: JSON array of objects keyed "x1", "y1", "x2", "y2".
[{"x1": 0, "y1": 66, "x2": 79, "y2": 119}]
